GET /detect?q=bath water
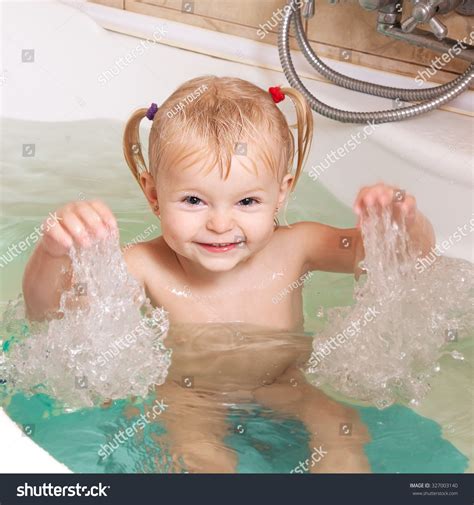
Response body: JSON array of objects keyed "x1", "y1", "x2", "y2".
[{"x1": 0, "y1": 118, "x2": 472, "y2": 472}]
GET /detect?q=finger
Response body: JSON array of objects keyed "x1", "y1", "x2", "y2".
[
  {"x1": 400, "y1": 195, "x2": 416, "y2": 210},
  {"x1": 378, "y1": 189, "x2": 393, "y2": 208},
  {"x1": 354, "y1": 185, "x2": 390, "y2": 217},
  {"x1": 391, "y1": 195, "x2": 413, "y2": 223},
  {"x1": 42, "y1": 220, "x2": 73, "y2": 255},
  {"x1": 353, "y1": 186, "x2": 370, "y2": 214},
  {"x1": 360, "y1": 191, "x2": 379, "y2": 212},
  {"x1": 89, "y1": 200, "x2": 118, "y2": 231},
  {"x1": 61, "y1": 210, "x2": 91, "y2": 247},
  {"x1": 75, "y1": 203, "x2": 108, "y2": 240},
  {"x1": 400, "y1": 196, "x2": 417, "y2": 221},
  {"x1": 365, "y1": 186, "x2": 391, "y2": 208}
]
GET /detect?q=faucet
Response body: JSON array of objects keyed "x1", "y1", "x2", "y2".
[
  {"x1": 359, "y1": 0, "x2": 474, "y2": 61},
  {"x1": 278, "y1": 0, "x2": 474, "y2": 123}
]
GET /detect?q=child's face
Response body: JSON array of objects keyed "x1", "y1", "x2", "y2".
[{"x1": 148, "y1": 151, "x2": 292, "y2": 273}]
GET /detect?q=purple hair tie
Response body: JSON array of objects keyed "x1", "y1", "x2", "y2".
[{"x1": 146, "y1": 103, "x2": 158, "y2": 120}]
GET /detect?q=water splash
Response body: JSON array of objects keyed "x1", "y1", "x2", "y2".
[
  {"x1": 0, "y1": 235, "x2": 171, "y2": 409},
  {"x1": 306, "y1": 207, "x2": 473, "y2": 409}
]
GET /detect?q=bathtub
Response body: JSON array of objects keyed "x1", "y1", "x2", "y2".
[{"x1": 0, "y1": 0, "x2": 472, "y2": 472}]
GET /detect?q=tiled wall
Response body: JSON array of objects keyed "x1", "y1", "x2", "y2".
[{"x1": 92, "y1": 0, "x2": 473, "y2": 85}]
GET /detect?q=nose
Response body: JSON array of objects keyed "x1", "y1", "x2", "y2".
[{"x1": 206, "y1": 208, "x2": 235, "y2": 234}]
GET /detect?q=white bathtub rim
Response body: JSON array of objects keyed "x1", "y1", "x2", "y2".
[
  {"x1": 0, "y1": 408, "x2": 72, "y2": 473},
  {"x1": 61, "y1": 0, "x2": 474, "y2": 116}
]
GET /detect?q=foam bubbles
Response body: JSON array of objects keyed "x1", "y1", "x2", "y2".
[
  {"x1": 306, "y1": 207, "x2": 473, "y2": 409},
  {"x1": 0, "y1": 234, "x2": 171, "y2": 409}
]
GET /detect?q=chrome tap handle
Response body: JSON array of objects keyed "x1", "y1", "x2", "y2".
[
  {"x1": 429, "y1": 16, "x2": 448, "y2": 39},
  {"x1": 401, "y1": 0, "x2": 449, "y2": 39},
  {"x1": 401, "y1": 15, "x2": 419, "y2": 32},
  {"x1": 302, "y1": 0, "x2": 315, "y2": 18}
]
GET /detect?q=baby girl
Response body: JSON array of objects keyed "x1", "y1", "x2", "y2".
[{"x1": 22, "y1": 76, "x2": 435, "y2": 473}]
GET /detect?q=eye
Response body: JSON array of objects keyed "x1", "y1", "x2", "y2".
[
  {"x1": 183, "y1": 195, "x2": 203, "y2": 206},
  {"x1": 238, "y1": 197, "x2": 259, "y2": 206}
]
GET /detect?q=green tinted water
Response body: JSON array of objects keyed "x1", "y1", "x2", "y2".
[{"x1": 0, "y1": 118, "x2": 472, "y2": 472}]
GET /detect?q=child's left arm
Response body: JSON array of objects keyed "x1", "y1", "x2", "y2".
[{"x1": 294, "y1": 183, "x2": 436, "y2": 280}]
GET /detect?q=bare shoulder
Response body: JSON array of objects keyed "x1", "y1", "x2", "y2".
[
  {"x1": 268, "y1": 222, "x2": 324, "y2": 274},
  {"x1": 122, "y1": 236, "x2": 170, "y2": 286}
]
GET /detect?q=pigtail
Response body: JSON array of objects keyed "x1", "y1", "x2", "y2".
[
  {"x1": 281, "y1": 87, "x2": 314, "y2": 192},
  {"x1": 123, "y1": 108, "x2": 149, "y2": 187}
]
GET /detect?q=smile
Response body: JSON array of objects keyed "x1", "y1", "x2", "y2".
[{"x1": 196, "y1": 241, "x2": 245, "y2": 253}]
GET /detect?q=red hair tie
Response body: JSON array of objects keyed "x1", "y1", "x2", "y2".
[{"x1": 269, "y1": 86, "x2": 285, "y2": 103}]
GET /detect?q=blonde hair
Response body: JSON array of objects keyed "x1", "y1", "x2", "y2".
[{"x1": 123, "y1": 76, "x2": 313, "y2": 213}]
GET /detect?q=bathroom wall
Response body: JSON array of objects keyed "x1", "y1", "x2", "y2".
[{"x1": 91, "y1": 0, "x2": 473, "y2": 86}]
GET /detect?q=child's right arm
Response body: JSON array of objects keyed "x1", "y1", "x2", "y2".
[{"x1": 22, "y1": 200, "x2": 118, "y2": 321}]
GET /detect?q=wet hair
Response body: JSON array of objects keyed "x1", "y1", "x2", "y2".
[{"x1": 123, "y1": 75, "x2": 313, "y2": 204}]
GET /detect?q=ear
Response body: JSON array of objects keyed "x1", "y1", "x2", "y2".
[
  {"x1": 277, "y1": 173, "x2": 294, "y2": 209},
  {"x1": 139, "y1": 171, "x2": 159, "y2": 211}
]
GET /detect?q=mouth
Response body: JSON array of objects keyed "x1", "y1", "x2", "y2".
[{"x1": 196, "y1": 241, "x2": 245, "y2": 253}]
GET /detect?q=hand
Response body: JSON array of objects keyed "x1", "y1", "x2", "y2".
[
  {"x1": 40, "y1": 200, "x2": 118, "y2": 258},
  {"x1": 352, "y1": 183, "x2": 417, "y2": 229}
]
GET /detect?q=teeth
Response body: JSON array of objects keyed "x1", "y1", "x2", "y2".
[{"x1": 205, "y1": 241, "x2": 246, "y2": 247}]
